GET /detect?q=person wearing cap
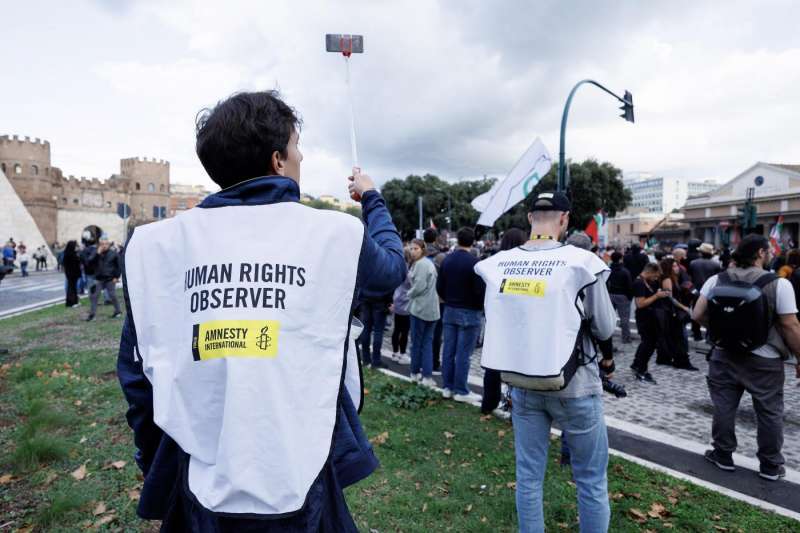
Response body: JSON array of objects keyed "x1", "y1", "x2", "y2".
[
  {"x1": 475, "y1": 192, "x2": 616, "y2": 533},
  {"x1": 85, "y1": 235, "x2": 121, "y2": 321},
  {"x1": 688, "y1": 242, "x2": 721, "y2": 340}
]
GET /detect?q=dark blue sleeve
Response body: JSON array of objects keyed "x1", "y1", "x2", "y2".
[
  {"x1": 117, "y1": 315, "x2": 164, "y2": 475},
  {"x1": 355, "y1": 190, "x2": 406, "y2": 300}
]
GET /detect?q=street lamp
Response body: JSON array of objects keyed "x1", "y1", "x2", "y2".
[
  {"x1": 557, "y1": 80, "x2": 635, "y2": 192},
  {"x1": 433, "y1": 187, "x2": 452, "y2": 233}
]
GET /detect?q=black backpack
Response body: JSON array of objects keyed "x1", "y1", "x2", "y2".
[{"x1": 706, "y1": 271, "x2": 776, "y2": 353}]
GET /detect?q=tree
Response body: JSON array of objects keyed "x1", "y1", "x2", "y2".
[
  {"x1": 489, "y1": 159, "x2": 629, "y2": 233},
  {"x1": 381, "y1": 174, "x2": 452, "y2": 240}
]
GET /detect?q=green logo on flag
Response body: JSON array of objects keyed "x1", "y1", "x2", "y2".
[{"x1": 522, "y1": 172, "x2": 540, "y2": 197}]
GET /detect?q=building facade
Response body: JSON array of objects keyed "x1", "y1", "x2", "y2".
[
  {"x1": 169, "y1": 183, "x2": 212, "y2": 216},
  {"x1": 623, "y1": 175, "x2": 719, "y2": 214},
  {"x1": 682, "y1": 162, "x2": 800, "y2": 249},
  {"x1": 0, "y1": 134, "x2": 170, "y2": 245}
]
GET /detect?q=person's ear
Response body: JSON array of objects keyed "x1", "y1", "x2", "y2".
[
  {"x1": 271, "y1": 150, "x2": 285, "y2": 176},
  {"x1": 527, "y1": 212, "x2": 534, "y2": 226}
]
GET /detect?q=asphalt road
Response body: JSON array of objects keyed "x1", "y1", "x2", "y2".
[{"x1": 0, "y1": 270, "x2": 67, "y2": 317}]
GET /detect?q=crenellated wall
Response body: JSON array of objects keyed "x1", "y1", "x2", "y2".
[{"x1": 1, "y1": 134, "x2": 170, "y2": 245}]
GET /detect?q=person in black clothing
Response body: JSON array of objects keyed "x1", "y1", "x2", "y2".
[
  {"x1": 480, "y1": 228, "x2": 526, "y2": 414},
  {"x1": 607, "y1": 251, "x2": 633, "y2": 343},
  {"x1": 655, "y1": 258, "x2": 698, "y2": 370},
  {"x1": 630, "y1": 263, "x2": 672, "y2": 383},
  {"x1": 688, "y1": 243, "x2": 721, "y2": 340},
  {"x1": 623, "y1": 243, "x2": 649, "y2": 280},
  {"x1": 63, "y1": 240, "x2": 82, "y2": 308},
  {"x1": 86, "y1": 237, "x2": 121, "y2": 321},
  {"x1": 358, "y1": 292, "x2": 392, "y2": 369},
  {"x1": 423, "y1": 227, "x2": 445, "y2": 372}
]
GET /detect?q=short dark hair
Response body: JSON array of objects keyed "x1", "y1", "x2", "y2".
[
  {"x1": 195, "y1": 91, "x2": 301, "y2": 189},
  {"x1": 499, "y1": 228, "x2": 526, "y2": 251},
  {"x1": 642, "y1": 263, "x2": 661, "y2": 275},
  {"x1": 456, "y1": 227, "x2": 475, "y2": 247},
  {"x1": 731, "y1": 234, "x2": 769, "y2": 267},
  {"x1": 611, "y1": 251, "x2": 623, "y2": 263},
  {"x1": 423, "y1": 228, "x2": 438, "y2": 244}
]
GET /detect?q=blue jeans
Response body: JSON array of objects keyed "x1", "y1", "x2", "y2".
[
  {"x1": 20, "y1": 261, "x2": 28, "y2": 277},
  {"x1": 410, "y1": 316, "x2": 436, "y2": 377},
  {"x1": 441, "y1": 306, "x2": 481, "y2": 395},
  {"x1": 511, "y1": 389, "x2": 609, "y2": 533},
  {"x1": 359, "y1": 301, "x2": 388, "y2": 365}
]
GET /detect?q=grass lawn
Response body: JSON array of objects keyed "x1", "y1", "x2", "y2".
[{"x1": 0, "y1": 298, "x2": 798, "y2": 532}]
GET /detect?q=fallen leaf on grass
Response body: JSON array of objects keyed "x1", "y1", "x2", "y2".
[
  {"x1": 648, "y1": 502, "x2": 667, "y2": 518},
  {"x1": 497, "y1": 430, "x2": 506, "y2": 438},
  {"x1": 93, "y1": 514, "x2": 116, "y2": 527},
  {"x1": 506, "y1": 481, "x2": 516, "y2": 490},
  {"x1": 111, "y1": 460, "x2": 126, "y2": 470},
  {"x1": 127, "y1": 489, "x2": 141, "y2": 500},
  {"x1": 712, "y1": 515, "x2": 722, "y2": 521},
  {"x1": 44, "y1": 472, "x2": 58, "y2": 485},
  {"x1": 74, "y1": 400, "x2": 82, "y2": 406},
  {"x1": 464, "y1": 504, "x2": 473, "y2": 513},
  {"x1": 71, "y1": 463, "x2": 87, "y2": 480},
  {"x1": 479, "y1": 414, "x2": 492, "y2": 421},
  {"x1": 713, "y1": 527, "x2": 727, "y2": 532},
  {"x1": 668, "y1": 496, "x2": 678, "y2": 505},
  {"x1": 0, "y1": 474, "x2": 13, "y2": 484},
  {"x1": 443, "y1": 449, "x2": 451, "y2": 455},
  {"x1": 628, "y1": 508, "x2": 648, "y2": 523},
  {"x1": 610, "y1": 492, "x2": 624, "y2": 501},
  {"x1": 444, "y1": 431, "x2": 455, "y2": 439},
  {"x1": 90, "y1": 422, "x2": 97, "y2": 428},
  {"x1": 93, "y1": 502, "x2": 107, "y2": 516},
  {"x1": 36, "y1": 370, "x2": 44, "y2": 377},
  {"x1": 80, "y1": 436, "x2": 87, "y2": 444},
  {"x1": 422, "y1": 503, "x2": 428, "y2": 512},
  {"x1": 369, "y1": 432, "x2": 389, "y2": 446}
]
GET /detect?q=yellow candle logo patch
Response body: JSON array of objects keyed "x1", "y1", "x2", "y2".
[
  {"x1": 191, "y1": 320, "x2": 280, "y2": 361},
  {"x1": 499, "y1": 278, "x2": 547, "y2": 297}
]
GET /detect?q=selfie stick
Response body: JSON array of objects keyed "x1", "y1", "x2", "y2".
[{"x1": 326, "y1": 34, "x2": 364, "y2": 171}]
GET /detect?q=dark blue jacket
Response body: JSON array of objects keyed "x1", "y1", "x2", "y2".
[{"x1": 117, "y1": 176, "x2": 406, "y2": 531}]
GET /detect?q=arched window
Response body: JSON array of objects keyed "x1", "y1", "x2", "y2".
[
  {"x1": 106, "y1": 201, "x2": 112, "y2": 208},
  {"x1": 31, "y1": 165, "x2": 38, "y2": 176},
  {"x1": 73, "y1": 198, "x2": 79, "y2": 205},
  {"x1": 147, "y1": 183, "x2": 155, "y2": 192},
  {"x1": 160, "y1": 184, "x2": 165, "y2": 192},
  {"x1": 62, "y1": 197, "x2": 67, "y2": 204},
  {"x1": 135, "y1": 182, "x2": 141, "y2": 191},
  {"x1": 14, "y1": 163, "x2": 22, "y2": 174},
  {"x1": 45, "y1": 167, "x2": 49, "y2": 176}
]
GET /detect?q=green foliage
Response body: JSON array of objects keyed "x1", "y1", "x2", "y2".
[
  {"x1": 380, "y1": 160, "x2": 629, "y2": 240},
  {"x1": 34, "y1": 489, "x2": 90, "y2": 530},
  {"x1": 12, "y1": 433, "x2": 69, "y2": 471},
  {"x1": 370, "y1": 379, "x2": 442, "y2": 410}
]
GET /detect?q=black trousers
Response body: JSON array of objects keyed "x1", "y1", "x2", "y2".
[
  {"x1": 481, "y1": 369, "x2": 502, "y2": 414},
  {"x1": 65, "y1": 275, "x2": 79, "y2": 307},
  {"x1": 391, "y1": 314, "x2": 410, "y2": 354},
  {"x1": 632, "y1": 314, "x2": 659, "y2": 373}
]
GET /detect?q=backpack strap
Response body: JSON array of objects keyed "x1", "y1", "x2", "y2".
[{"x1": 753, "y1": 272, "x2": 778, "y2": 289}]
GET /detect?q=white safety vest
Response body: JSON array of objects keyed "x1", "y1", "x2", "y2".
[
  {"x1": 124, "y1": 201, "x2": 364, "y2": 515},
  {"x1": 474, "y1": 243, "x2": 608, "y2": 388}
]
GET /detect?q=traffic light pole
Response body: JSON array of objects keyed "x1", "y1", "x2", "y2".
[{"x1": 558, "y1": 79, "x2": 634, "y2": 192}]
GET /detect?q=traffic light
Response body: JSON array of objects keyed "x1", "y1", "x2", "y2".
[{"x1": 619, "y1": 91, "x2": 634, "y2": 123}]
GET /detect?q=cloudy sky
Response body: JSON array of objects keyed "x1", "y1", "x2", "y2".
[{"x1": 2, "y1": 0, "x2": 799, "y2": 198}]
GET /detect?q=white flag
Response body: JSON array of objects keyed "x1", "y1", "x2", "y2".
[{"x1": 472, "y1": 138, "x2": 553, "y2": 227}]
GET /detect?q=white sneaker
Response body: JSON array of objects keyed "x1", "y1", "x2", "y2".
[
  {"x1": 398, "y1": 354, "x2": 411, "y2": 365},
  {"x1": 441, "y1": 389, "x2": 453, "y2": 399},
  {"x1": 453, "y1": 391, "x2": 482, "y2": 404},
  {"x1": 391, "y1": 352, "x2": 399, "y2": 362},
  {"x1": 421, "y1": 377, "x2": 437, "y2": 388},
  {"x1": 411, "y1": 373, "x2": 423, "y2": 382}
]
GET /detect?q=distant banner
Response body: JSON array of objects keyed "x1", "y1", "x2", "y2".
[{"x1": 472, "y1": 138, "x2": 553, "y2": 227}]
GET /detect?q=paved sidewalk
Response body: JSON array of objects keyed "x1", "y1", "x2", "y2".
[{"x1": 381, "y1": 322, "x2": 800, "y2": 471}]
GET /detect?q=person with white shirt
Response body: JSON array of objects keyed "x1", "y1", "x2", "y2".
[{"x1": 693, "y1": 234, "x2": 800, "y2": 481}]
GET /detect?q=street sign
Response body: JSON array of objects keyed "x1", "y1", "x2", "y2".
[{"x1": 117, "y1": 202, "x2": 131, "y2": 219}]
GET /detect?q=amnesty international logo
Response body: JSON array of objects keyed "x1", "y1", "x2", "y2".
[
  {"x1": 191, "y1": 320, "x2": 280, "y2": 361},
  {"x1": 256, "y1": 325, "x2": 272, "y2": 351},
  {"x1": 499, "y1": 278, "x2": 547, "y2": 297}
]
